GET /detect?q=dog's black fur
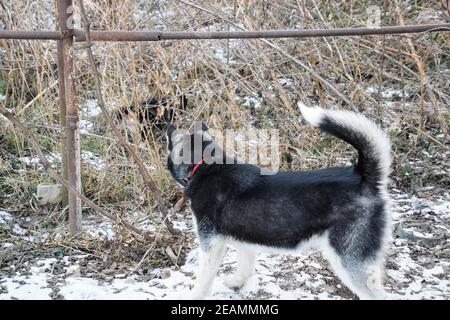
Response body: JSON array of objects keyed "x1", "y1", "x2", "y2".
[
  {"x1": 166, "y1": 105, "x2": 391, "y2": 299},
  {"x1": 167, "y1": 126, "x2": 386, "y2": 253}
]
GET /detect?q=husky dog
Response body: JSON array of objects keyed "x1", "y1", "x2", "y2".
[{"x1": 166, "y1": 103, "x2": 392, "y2": 300}]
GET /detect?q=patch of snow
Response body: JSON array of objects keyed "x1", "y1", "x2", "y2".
[
  {"x1": 0, "y1": 211, "x2": 13, "y2": 224},
  {"x1": 83, "y1": 217, "x2": 115, "y2": 241},
  {"x1": 211, "y1": 46, "x2": 236, "y2": 64},
  {"x1": 18, "y1": 156, "x2": 41, "y2": 166},
  {"x1": 18, "y1": 149, "x2": 104, "y2": 172},
  {"x1": 12, "y1": 224, "x2": 27, "y2": 236},
  {"x1": 65, "y1": 264, "x2": 81, "y2": 277},
  {"x1": 417, "y1": 9, "x2": 444, "y2": 21},
  {"x1": 279, "y1": 78, "x2": 294, "y2": 86},
  {"x1": 79, "y1": 99, "x2": 102, "y2": 135},
  {"x1": 81, "y1": 151, "x2": 105, "y2": 171},
  {"x1": 84, "y1": 100, "x2": 102, "y2": 117},
  {"x1": 18, "y1": 152, "x2": 61, "y2": 170},
  {"x1": 59, "y1": 277, "x2": 152, "y2": 300},
  {"x1": 382, "y1": 89, "x2": 403, "y2": 99},
  {"x1": 0, "y1": 274, "x2": 52, "y2": 300},
  {"x1": 241, "y1": 96, "x2": 262, "y2": 109},
  {"x1": 366, "y1": 86, "x2": 405, "y2": 100},
  {"x1": 410, "y1": 195, "x2": 450, "y2": 218},
  {"x1": 0, "y1": 258, "x2": 56, "y2": 300},
  {"x1": 79, "y1": 119, "x2": 93, "y2": 135},
  {"x1": 401, "y1": 227, "x2": 435, "y2": 239},
  {"x1": 31, "y1": 258, "x2": 57, "y2": 274},
  {"x1": 423, "y1": 266, "x2": 444, "y2": 280},
  {"x1": 172, "y1": 220, "x2": 188, "y2": 231}
]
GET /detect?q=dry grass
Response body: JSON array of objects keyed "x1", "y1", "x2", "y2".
[{"x1": 0, "y1": 0, "x2": 449, "y2": 266}]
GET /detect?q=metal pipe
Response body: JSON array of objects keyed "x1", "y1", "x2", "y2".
[
  {"x1": 0, "y1": 30, "x2": 62, "y2": 40},
  {"x1": 76, "y1": 24, "x2": 450, "y2": 41},
  {"x1": 75, "y1": 30, "x2": 160, "y2": 42},
  {"x1": 1, "y1": 23, "x2": 449, "y2": 41},
  {"x1": 58, "y1": 0, "x2": 82, "y2": 236}
]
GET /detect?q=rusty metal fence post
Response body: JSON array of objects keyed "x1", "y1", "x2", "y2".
[
  {"x1": 57, "y1": 0, "x2": 82, "y2": 236},
  {"x1": 56, "y1": 3, "x2": 68, "y2": 209}
]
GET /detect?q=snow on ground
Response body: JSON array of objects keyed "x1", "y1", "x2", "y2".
[
  {"x1": 241, "y1": 96, "x2": 262, "y2": 109},
  {"x1": 0, "y1": 190, "x2": 449, "y2": 300},
  {"x1": 18, "y1": 152, "x2": 61, "y2": 171},
  {"x1": 366, "y1": 86, "x2": 406, "y2": 100},
  {"x1": 17, "y1": 149, "x2": 104, "y2": 173},
  {"x1": 80, "y1": 99, "x2": 103, "y2": 135},
  {"x1": 81, "y1": 151, "x2": 106, "y2": 172}
]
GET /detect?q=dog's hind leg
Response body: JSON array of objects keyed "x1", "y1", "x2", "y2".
[
  {"x1": 323, "y1": 247, "x2": 386, "y2": 300},
  {"x1": 225, "y1": 246, "x2": 256, "y2": 290},
  {"x1": 187, "y1": 238, "x2": 226, "y2": 300},
  {"x1": 340, "y1": 261, "x2": 386, "y2": 300}
]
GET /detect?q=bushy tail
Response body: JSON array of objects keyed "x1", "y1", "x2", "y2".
[{"x1": 298, "y1": 102, "x2": 391, "y2": 192}]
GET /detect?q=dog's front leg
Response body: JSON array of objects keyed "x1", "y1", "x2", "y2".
[
  {"x1": 225, "y1": 247, "x2": 256, "y2": 290},
  {"x1": 187, "y1": 238, "x2": 226, "y2": 300}
]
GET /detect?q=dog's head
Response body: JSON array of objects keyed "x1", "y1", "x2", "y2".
[{"x1": 166, "y1": 122, "x2": 213, "y2": 187}]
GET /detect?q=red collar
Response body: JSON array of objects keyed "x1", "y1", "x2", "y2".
[
  {"x1": 183, "y1": 159, "x2": 203, "y2": 183},
  {"x1": 191, "y1": 159, "x2": 203, "y2": 177}
]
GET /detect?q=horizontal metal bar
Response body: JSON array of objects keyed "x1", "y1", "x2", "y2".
[
  {"x1": 0, "y1": 30, "x2": 63, "y2": 40},
  {"x1": 1, "y1": 24, "x2": 449, "y2": 41},
  {"x1": 75, "y1": 30, "x2": 160, "y2": 41},
  {"x1": 75, "y1": 24, "x2": 450, "y2": 41}
]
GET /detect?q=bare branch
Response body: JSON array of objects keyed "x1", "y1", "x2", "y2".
[{"x1": 76, "y1": 0, "x2": 179, "y2": 236}]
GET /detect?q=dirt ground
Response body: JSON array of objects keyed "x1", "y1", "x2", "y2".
[{"x1": 0, "y1": 187, "x2": 448, "y2": 300}]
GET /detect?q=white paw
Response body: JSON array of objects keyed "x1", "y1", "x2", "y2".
[
  {"x1": 170, "y1": 289, "x2": 206, "y2": 300},
  {"x1": 225, "y1": 274, "x2": 248, "y2": 290}
]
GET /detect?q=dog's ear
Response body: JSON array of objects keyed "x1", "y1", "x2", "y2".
[
  {"x1": 193, "y1": 121, "x2": 209, "y2": 133},
  {"x1": 166, "y1": 125, "x2": 176, "y2": 150},
  {"x1": 193, "y1": 121, "x2": 212, "y2": 141}
]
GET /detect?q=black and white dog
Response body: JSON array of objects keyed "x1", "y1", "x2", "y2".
[{"x1": 166, "y1": 103, "x2": 392, "y2": 300}]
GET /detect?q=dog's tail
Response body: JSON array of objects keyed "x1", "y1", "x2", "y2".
[{"x1": 298, "y1": 102, "x2": 391, "y2": 192}]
